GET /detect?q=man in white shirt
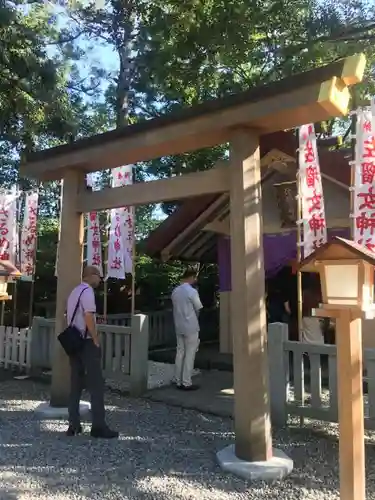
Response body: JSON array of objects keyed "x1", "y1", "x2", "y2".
[{"x1": 171, "y1": 270, "x2": 203, "y2": 391}]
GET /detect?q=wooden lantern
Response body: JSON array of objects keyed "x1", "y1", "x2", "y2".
[
  {"x1": 299, "y1": 236, "x2": 374, "y2": 500},
  {"x1": 0, "y1": 277, "x2": 8, "y2": 298},
  {"x1": 299, "y1": 237, "x2": 375, "y2": 315},
  {"x1": 0, "y1": 260, "x2": 22, "y2": 301}
]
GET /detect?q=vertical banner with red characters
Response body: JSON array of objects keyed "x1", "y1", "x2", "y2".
[
  {"x1": 0, "y1": 189, "x2": 17, "y2": 265},
  {"x1": 20, "y1": 191, "x2": 39, "y2": 280},
  {"x1": 353, "y1": 100, "x2": 375, "y2": 251},
  {"x1": 298, "y1": 124, "x2": 327, "y2": 258},
  {"x1": 86, "y1": 212, "x2": 103, "y2": 276},
  {"x1": 106, "y1": 165, "x2": 133, "y2": 279}
]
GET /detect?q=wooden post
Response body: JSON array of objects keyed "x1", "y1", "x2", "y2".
[
  {"x1": 28, "y1": 279, "x2": 35, "y2": 327},
  {"x1": 0, "y1": 301, "x2": 4, "y2": 325},
  {"x1": 336, "y1": 309, "x2": 365, "y2": 500},
  {"x1": 12, "y1": 281, "x2": 17, "y2": 327},
  {"x1": 268, "y1": 322, "x2": 288, "y2": 427},
  {"x1": 50, "y1": 170, "x2": 85, "y2": 407},
  {"x1": 229, "y1": 129, "x2": 272, "y2": 462},
  {"x1": 296, "y1": 130, "x2": 303, "y2": 342},
  {"x1": 219, "y1": 291, "x2": 231, "y2": 354},
  {"x1": 103, "y1": 210, "x2": 109, "y2": 321},
  {"x1": 129, "y1": 313, "x2": 148, "y2": 396},
  {"x1": 350, "y1": 91, "x2": 357, "y2": 240}
]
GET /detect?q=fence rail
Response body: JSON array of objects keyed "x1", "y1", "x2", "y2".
[
  {"x1": 29, "y1": 315, "x2": 149, "y2": 396},
  {"x1": 97, "y1": 308, "x2": 219, "y2": 348},
  {"x1": 9, "y1": 316, "x2": 375, "y2": 425},
  {"x1": 0, "y1": 326, "x2": 31, "y2": 370},
  {"x1": 97, "y1": 310, "x2": 175, "y2": 349},
  {"x1": 268, "y1": 322, "x2": 375, "y2": 429}
]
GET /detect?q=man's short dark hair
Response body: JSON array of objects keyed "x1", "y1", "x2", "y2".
[{"x1": 182, "y1": 269, "x2": 197, "y2": 280}]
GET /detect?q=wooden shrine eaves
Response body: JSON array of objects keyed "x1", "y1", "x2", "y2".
[{"x1": 20, "y1": 54, "x2": 366, "y2": 181}]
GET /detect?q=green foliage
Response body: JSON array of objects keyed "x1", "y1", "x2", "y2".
[
  {"x1": 3, "y1": 0, "x2": 375, "y2": 322},
  {"x1": 35, "y1": 217, "x2": 60, "y2": 302}
]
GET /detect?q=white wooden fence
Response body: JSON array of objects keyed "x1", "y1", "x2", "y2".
[
  {"x1": 97, "y1": 311, "x2": 175, "y2": 349},
  {"x1": 268, "y1": 322, "x2": 375, "y2": 429},
  {"x1": 0, "y1": 326, "x2": 31, "y2": 370},
  {"x1": 0, "y1": 315, "x2": 149, "y2": 396},
  {"x1": 97, "y1": 308, "x2": 218, "y2": 348},
  {"x1": 29, "y1": 315, "x2": 149, "y2": 396}
]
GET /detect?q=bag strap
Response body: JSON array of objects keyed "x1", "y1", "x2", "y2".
[{"x1": 69, "y1": 286, "x2": 89, "y2": 326}]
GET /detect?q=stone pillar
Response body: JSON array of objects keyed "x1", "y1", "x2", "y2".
[
  {"x1": 50, "y1": 170, "x2": 85, "y2": 407},
  {"x1": 229, "y1": 129, "x2": 272, "y2": 462}
]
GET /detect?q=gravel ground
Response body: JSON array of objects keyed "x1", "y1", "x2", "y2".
[
  {"x1": 42, "y1": 362, "x2": 200, "y2": 392},
  {"x1": 106, "y1": 361, "x2": 200, "y2": 391},
  {"x1": 1, "y1": 379, "x2": 375, "y2": 500}
]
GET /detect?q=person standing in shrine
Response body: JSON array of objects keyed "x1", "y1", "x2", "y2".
[
  {"x1": 171, "y1": 269, "x2": 202, "y2": 391},
  {"x1": 300, "y1": 286, "x2": 324, "y2": 344},
  {"x1": 66, "y1": 265, "x2": 118, "y2": 439}
]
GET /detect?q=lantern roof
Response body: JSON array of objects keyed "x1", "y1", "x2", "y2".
[
  {"x1": 0, "y1": 260, "x2": 22, "y2": 278},
  {"x1": 299, "y1": 237, "x2": 375, "y2": 272}
]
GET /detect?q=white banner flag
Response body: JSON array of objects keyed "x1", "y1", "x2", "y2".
[
  {"x1": 0, "y1": 189, "x2": 17, "y2": 266},
  {"x1": 353, "y1": 99, "x2": 375, "y2": 252},
  {"x1": 20, "y1": 191, "x2": 39, "y2": 280},
  {"x1": 298, "y1": 124, "x2": 327, "y2": 259},
  {"x1": 107, "y1": 165, "x2": 133, "y2": 278},
  {"x1": 86, "y1": 211, "x2": 103, "y2": 276}
]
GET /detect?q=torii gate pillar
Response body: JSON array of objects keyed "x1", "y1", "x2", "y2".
[
  {"x1": 50, "y1": 170, "x2": 85, "y2": 407},
  {"x1": 228, "y1": 129, "x2": 272, "y2": 462}
]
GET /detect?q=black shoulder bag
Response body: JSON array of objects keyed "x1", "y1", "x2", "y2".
[{"x1": 58, "y1": 287, "x2": 89, "y2": 357}]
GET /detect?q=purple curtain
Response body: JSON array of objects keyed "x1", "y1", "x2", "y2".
[
  {"x1": 218, "y1": 227, "x2": 350, "y2": 291},
  {"x1": 218, "y1": 236, "x2": 231, "y2": 291}
]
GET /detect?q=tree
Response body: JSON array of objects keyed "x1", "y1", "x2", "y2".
[
  {"x1": 0, "y1": 1, "x2": 93, "y2": 218},
  {"x1": 132, "y1": 0, "x2": 375, "y2": 213}
]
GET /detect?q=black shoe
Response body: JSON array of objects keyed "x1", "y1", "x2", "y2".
[
  {"x1": 177, "y1": 384, "x2": 200, "y2": 391},
  {"x1": 90, "y1": 427, "x2": 119, "y2": 439},
  {"x1": 66, "y1": 424, "x2": 83, "y2": 436}
]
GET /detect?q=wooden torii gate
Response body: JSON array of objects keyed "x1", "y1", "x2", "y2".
[{"x1": 20, "y1": 54, "x2": 365, "y2": 464}]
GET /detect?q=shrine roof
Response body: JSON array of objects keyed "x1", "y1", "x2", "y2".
[{"x1": 144, "y1": 136, "x2": 351, "y2": 262}]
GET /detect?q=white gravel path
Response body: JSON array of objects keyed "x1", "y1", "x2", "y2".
[
  {"x1": 1, "y1": 378, "x2": 375, "y2": 499},
  {"x1": 42, "y1": 362, "x2": 201, "y2": 392}
]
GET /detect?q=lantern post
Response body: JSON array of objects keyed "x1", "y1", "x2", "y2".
[{"x1": 300, "y1": 236, "x2": 375, "y2": 500}]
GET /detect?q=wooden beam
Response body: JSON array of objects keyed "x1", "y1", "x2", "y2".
[
  {"x1": 181, "y1": 231, "x2": 214, "y2": 260},
  {"x1": 260, "y1": 149, "x2": 295, "y2": 167},
  {"x1": 21, "y1": 54, "x2": 365, "y2": 181},
  {"x1": 229, "y1": 129, "x2": 272, "y2": 462},
  {"x1": 340, "y1": 53, "x2": 366, "y2": 85},
  {"x1": 202, "y1": 219, "x2": 230, "y2": 235},
  {"x1": 77, "y1": 166, "x2": 229, "y2": 213},
  {"x1": 264, "y1": 218, "x2": 350, "y2": 234},
  {"x1": 160, "y1": 193, "x2": 228, "y2": 261},
  {"x1": 320, "y1": 172, "x2": 349, "y2": 191}
]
